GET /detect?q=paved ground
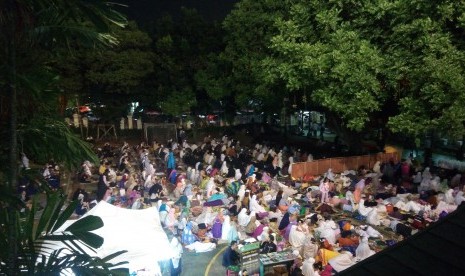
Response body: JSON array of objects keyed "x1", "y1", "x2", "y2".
[{"x1": 181, "y1": 243, "x2": 227, "y2": 276}]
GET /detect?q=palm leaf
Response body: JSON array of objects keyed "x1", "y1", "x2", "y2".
[
  {"x1": 65, "y1": 215, "x2": 104, "y2": 233},
  {"x1": 46, "y1": 195, "x2": 67, "y2": 233},
  {"x1": 100, "y1": 250, "x2": 127, "y2": 263},
  {"x1": 68, "y1": 230, "x2": 104, "y2": 249},
  {"x1": 25, "y1": 196, "x2": 37, "y2": 249},
  {"x1": 18, "y1": 118, "x2": 99, "y2": 169},
  {"x1": 62, "y1": 234, "x2": 98, "y2": 254},
  {"x1": 51, "y1": 200, "x2": 79, "y2": 232},
  {"x1": 35, "y1": 192, "x2": 60, "y2": 239}
]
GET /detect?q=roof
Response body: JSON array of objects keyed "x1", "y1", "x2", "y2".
[{"x1": 339, "y1": 202, "x2": 465, "y2": 276}]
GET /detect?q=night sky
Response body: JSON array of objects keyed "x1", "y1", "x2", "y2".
[{"x1": 121, "y1": 0, "x2": 239, "y2": 23}]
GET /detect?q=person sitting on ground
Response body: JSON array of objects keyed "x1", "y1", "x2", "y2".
[
  {"x1": 278, "y1": 194, "x2": 291, "y2": 212},
  {"x1": 290, "y1": 250, "x2": 304, "y2": 276},
  {"x1": 222, "y1": 240, "x2": 240, "y2": 269},
  {"x1": 260, "y1": 234, "x2": 277, "y2": 254}
]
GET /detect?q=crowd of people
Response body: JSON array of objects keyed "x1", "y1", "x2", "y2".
[{"x1": 69, "y1": 133, "x2": 465, "y2": 276}]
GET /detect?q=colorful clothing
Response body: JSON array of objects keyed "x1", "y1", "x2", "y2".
[
  {"x1": 211, "y1": 218, "x2": 223, "y2": 239},
  {"x1": 182, "y1": 222, "x2": 195, "y2": 245},
  {"x1": 318, "y1": 249, "x2": 340, "y2": 266}
]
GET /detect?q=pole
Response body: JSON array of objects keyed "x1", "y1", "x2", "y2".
[
  {"x1": 76, "y1": 95, "x2": 83, "y2": 137},
  {"x1": 6, "y1": 0, "x2": 19, "y2": 273}
]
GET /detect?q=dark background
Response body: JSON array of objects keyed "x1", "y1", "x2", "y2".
[{"x1": 121, "y1": 0, "x2": 239, "y2": 23}]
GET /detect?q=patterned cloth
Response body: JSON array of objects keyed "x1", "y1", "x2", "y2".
[{"x1": 182, "y1": 222, "x2": 196, "y2": 245}]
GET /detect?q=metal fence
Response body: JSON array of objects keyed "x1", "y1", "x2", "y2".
[{"x1": 291, "y1": 152, "x2": 400, "y2": 179}]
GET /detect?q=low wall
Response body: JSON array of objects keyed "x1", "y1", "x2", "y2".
[{"x1": 291, "y1": 152, "x2": 400, "y2": 179}]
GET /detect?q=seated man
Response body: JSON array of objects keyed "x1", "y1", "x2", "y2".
[{"x1": 222, "y1": 240, "x2": 240, "y2": 269}]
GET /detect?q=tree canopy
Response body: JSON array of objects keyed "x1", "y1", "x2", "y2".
[
  {"x1": 146, "y1": 8, "x2": 224, "y2": 116},
  {"x1": 260, "y1": 0, "x2": 465, "y2": 141}
]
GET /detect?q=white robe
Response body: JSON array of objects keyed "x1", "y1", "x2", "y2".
[
  {"x1": 221, "y1": 215, "x2": 232, "y2": 241},
  {"x1": 206, "y1": 178, "x2": 215, "y2": 198},
  {"x1": 237, "y1": 185, "x2": 246, "y2": 202},
  {"x1": 238, "y1": 208, "x2": 251, "y2": 227},
  {"x1": 444, "y1": 189, "x2": 455, "y2": 205},
  {"x1": 235, "y1": 169, "x2": 242, "y2": 181},
  {"x1": 249, "y1": 195, "x2": 267, "y2": 213},
  {"x1": 318, "y1": 221, "x2": 338, "y2": 245},
  {"x1": 185, "y1": 241, "x2": 216, "y2": 253},
  {"x1": 355, "y1": 237, "x2": 375, "y2": 261},
  {"x1": 455, "y1": 191, "x2": 465, "y2": 206},
  {"x1": 170, "y1": 237, "x2": 183, "y2": 269},
  {"x1": 289, "y1": 225, "x2": 307, "y2": 249},
  {"x1": 288, "y1": 157, "x2": 294, "y2": 175},
  {"x1": 302, "y1": 258, "x2": 319, "y2": 276},
  {"x1": 328, "y1": 251, "x2": 356, "y2": 272},
  {"x1": 365, "y1": 226, "x2": 383, "y2": 239},
  {"x1": 357, "y1": 200, "x2": 374, "y2": 217},
  {"x1": 221, "y1": 161, "x2": 229, "y2": 175},
  {"x1": 366, "y1": 209, "x2": 380, "y2": 226}
]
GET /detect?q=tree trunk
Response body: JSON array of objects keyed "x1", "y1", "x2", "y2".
[
  {"x1": 326, "y1": 113, "x2": 364, "y2": 155},
  {"x1": 6, "y1": 0, "x2": 19, "y2": 273},
  {"x1": 424, "y1": 131, "x2": 434, "y2": 168}
]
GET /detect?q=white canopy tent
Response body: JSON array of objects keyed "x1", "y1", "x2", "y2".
[{"x1": 45, "y1": 201, "x2": 175, "y2": 275}]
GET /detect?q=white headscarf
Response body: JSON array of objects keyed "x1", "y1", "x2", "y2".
[
  {"x1": 325, "y1": 168, "x2": 335, "y2": 181},
  {"x1": 249, "y1": 194, "x2": 266, "y2": 213},
  {"x1": 373, "y1": 161, "x2": 381, "y2": 174},
  {"x1": 221, "y1": 161, "x2": 229, "y2": 175},
  {"x1": 238, "y1": 208, "x2": 251, "y2": 227},
  {"x1": 235, "y1": 169, "x2": 242, "y2": 181},
  {"x1": 237, "y1": 185, "x2": 246, "y2": 201},
  {"x1": 221, "y1": 215, "x2": 231, "y2": 240},
  {"x1": 288, "y1": 157, "x2": 294, "y2": 175},
  {"x1": 289, "y1": 224, "x2": 306, "y2": 249},
  {"x1": 455, "y1": 191, "x2": 465, "y2": 206},
  {"x1": 301, "y1": 257, "x2": 317, "y2": 276},
  {"x1": 444, "y1": 189, "x2": 455, "y2": 205},
  {"x1": 355, "y1": 236, "x2": 375, "y2": 261},
  {"x1": 170, "y1": 236, "x2": 183, "y2": 269},
  {"x1": 206, "y1": 178, "x2": 215, "y2": 197},
  {"x1": 260, "y1": 226, "x2": 270, "y2": 242}
]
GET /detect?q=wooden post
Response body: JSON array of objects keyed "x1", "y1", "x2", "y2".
[
  {"x1": 127, "y1": 115, "x2": 133, "y2": 129},
  {"x1": 120, "y1": 117, "x2": 125, "y2": 130}
]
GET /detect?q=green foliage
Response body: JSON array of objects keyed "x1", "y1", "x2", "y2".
[
  {"x1": 259, "y1": 0, "x2": 465, "y2": 138},
  {"x1": 84, "y1": 21, "x2": 154, "y2": 95},
  {"x1": 161, "y1": 87, "x2": 198, "y2": 116},
  {"x1": 0, "y1": 190, "x2": 128, "y2": 274},
  {"x1": 17, "y1": 118, "x2": 98, "y2": 169},
  {"x1": 147, "y1": 9, "x2": 224, "y2": 115},
  {"x1": 0, "y1": 1, "x2": 128, "y2": 274},
  {"x1": 219, "y1": 0, "x2": 289, "y2": 111}
]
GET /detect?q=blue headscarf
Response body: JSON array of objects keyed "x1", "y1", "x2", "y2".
[{"x1": 167, "y1": 151, "x2": 176, "y2": 169}]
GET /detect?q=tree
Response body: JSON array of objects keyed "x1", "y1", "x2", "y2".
[
  {"x1": 201, "y1": 0, "x2": 289, "y2": 118},
  {"x1": 54, "y1": 21, "x2": 154, "y2": 119},
  {"x1": 0, "y1": 0, "x2": 127, "y2": 273},
  {"x1": 260, "y1": 0, "x2": 465, "y2": 151},
  {"x1": 146, "y1": 8, "x2": 224, "y2": 116},
  {"x1": 85, "y1": 22, "x2": 154, "y2": 96}
]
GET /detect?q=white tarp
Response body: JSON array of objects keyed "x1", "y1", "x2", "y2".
[{"x1": 50, "y1": 201, "x2": 174, "y2": 275}]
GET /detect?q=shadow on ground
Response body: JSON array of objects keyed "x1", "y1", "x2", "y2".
[{"x1": 181, "y1": 243, "x2": 227, "y2": 276}]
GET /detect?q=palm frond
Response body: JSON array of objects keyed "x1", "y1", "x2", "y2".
[
  {"x1": 18, "y1": 118, "x2": 98, "y2": 170},
  {"x1": 51, "y1": 200, "x2": 79, "y2": 232}
]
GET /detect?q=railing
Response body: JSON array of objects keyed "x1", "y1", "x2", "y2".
[{"x1": 291, "y1": 152, "x2": 400, "y2": 179}]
